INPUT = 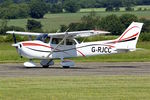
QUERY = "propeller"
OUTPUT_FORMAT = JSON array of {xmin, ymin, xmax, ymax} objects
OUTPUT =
[
  {"xmin": 12, "ymin": 31, "xmax": 17, "ymax": 44},
  {"xmin": 11, "ymin": 31, "xmax": 22, "ymax": 58}
]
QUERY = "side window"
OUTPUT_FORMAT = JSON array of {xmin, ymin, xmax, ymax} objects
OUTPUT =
[
  {"xmin": 66, "ymin": 39, "xmax": 76, "ymax": 45},
  {"xmin": 52, "ymin": 38, "xmax": 64, "ymax": 45},
  {"xmin": 52, "ymin": 38, "xmax": 59, "ymax": 44}
]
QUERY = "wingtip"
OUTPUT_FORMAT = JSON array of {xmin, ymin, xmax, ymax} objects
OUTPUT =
[{"xmin": 94, "ymin": 30, "xmax": 111, "ymax": 34}]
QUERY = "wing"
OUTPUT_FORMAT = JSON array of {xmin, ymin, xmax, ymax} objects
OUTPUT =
[
  {"xmin": 7, "ymin": 30, "xmax": 110, "ymax": 37},
  {"xmin": 6, "ymin": 31, "xmax": 44, "ymax": 36},
  {"xmin": 48, "ymin": 30, "xmax": 110, "ymax": 38}
]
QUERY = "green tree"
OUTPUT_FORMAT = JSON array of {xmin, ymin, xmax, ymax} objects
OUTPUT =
[
  {"xmin": 125, "ymin": 6, "xmax": 134, "ymax": 11},
  {"xmin": 29, "ymin": 0, "xmax": 48, "ymax": 18},
  {"xmin": 64, "ymin": 0, "xmax": 80, "ymax": 13},
  {"xmin": 18, "ymin": 3, "xmax": 30, "ymax": 18},
  {"xmin": 114, "ymin": 7, "xmax": 120, "ymax": 11},
  {"xmin": 27, "ymin": 19, "xmax": 43, "ymax": 32},
  {"xmin": 0, "ymin": 0, "xmax": 13, "ymax": 7},
  {"xmin": 50, "ymin": 3, "xmax": 63, "ymax": 13},
  {"xmin": 68, "ymin": 23, "xmax": 82, "ymax": 31},
  {"xmin": 81, "ymin": 11, "xmax": 100, "ymax": 30},
  {"xmin": 139, "ymin": 18, "xmax": 150, "ymax": 33},
  {"xmin": 0, "ymin": 3, "xmax": 29, "ymax": 19},
  {"xmin": 79, "ymin": 0, "xmax": 96, "ymax": 8},
  {"xmin": 60, "ymin": 12, "xmax": 101, "ymax": 31},
  {"xmin": 60, "ymin": 25, "xmax": 68, "ymax": 32},
  {"xmin": 106, "ymin": 5, "xmax": 114, "ymax": 11},
  {"xmin": 99, "ymin": 14, "xmax": 124, "ymax": 35},
  {"xmin": 0, "ymin": 19, "xmax": 8, "ymax": 34},
  {"xmin": 120, "ymin": 14, "xmax": 138, "ymax": 28}
]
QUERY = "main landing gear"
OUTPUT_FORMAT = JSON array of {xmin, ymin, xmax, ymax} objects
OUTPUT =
[
  {"xmin": 60, "ymin": 60, "xmax": 75, "ymax": 68},
  {"xmin": 24, "ymin": 59, "xmax": 75, "ymax": 68},
  {"xmin": 40, "ymin": 59, "xmax": 54, "ymax": 68}
]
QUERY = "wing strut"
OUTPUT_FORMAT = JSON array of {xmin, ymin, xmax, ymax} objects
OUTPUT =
[{"xmin": 46, "ymin": 32, "xmax": 69, "ymax": 58}]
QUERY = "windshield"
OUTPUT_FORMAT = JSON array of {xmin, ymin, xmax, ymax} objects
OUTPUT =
[{"xmin": 36, "ymin": 34, "xmax": 49, "ymax": 43}]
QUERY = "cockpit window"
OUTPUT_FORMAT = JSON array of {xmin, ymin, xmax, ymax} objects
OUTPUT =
[
  {"xmin": 52, "ymin": 38, "xmax": 64, "ymax": 45},
  {"xmin": 44, "ymin": 37, "xmax": 50, "ymax": 43}
]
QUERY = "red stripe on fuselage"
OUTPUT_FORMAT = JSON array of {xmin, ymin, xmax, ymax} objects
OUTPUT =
[
  {"xmin": 119, "ymin": 26, "xmax": 139, "ymax": 41},
  {"xmin": 77, "ymin": 50, "xmax": 85, "ymax": 57},
  {"xmin": 22, "ymin": 43, "xmax": 51, "ymax": 48}
]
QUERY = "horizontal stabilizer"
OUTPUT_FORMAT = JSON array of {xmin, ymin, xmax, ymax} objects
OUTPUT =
[{"xmin": 115, "ymin": 49, "xmax": 133, "ymax": 53}]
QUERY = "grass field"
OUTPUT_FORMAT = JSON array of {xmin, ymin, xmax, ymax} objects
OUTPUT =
[
  {"xmin": 0, "ymin": 76, "xmax": 150, "ymax": 100},
  {"xmin": 0, "ymin": 41, "xmax": 150, "ymax": 63},
  {"xmin": 2, "ymin": 10, "xmax": 149, "ymax": 32},
  {"xmin": 80, "ymin": 5, "xmax": 150, "ymax": 12}
]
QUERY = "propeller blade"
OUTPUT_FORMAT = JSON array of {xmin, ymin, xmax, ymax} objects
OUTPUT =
[{"xmin": 12, "ymin": 33, "xmax": 17, "ymax": 43}]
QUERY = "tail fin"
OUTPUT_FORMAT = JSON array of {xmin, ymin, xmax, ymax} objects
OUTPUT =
[{"xmin": 116, "ymin": 22, "xmax": 143, "ymax": 50}]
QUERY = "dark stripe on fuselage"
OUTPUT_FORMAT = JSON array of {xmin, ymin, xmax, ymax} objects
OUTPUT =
[
  {"xmin": 108, "ymin": 37, "xmax": 136, "ymax": 44},
  {"xmin": 27, "ymin": 47, "xmax": 50, "ymax": 52},
  {"xmin": 118, "ymin": 37, "xmax": 136, "ymax": 43},
  {"xmin": 26, "ymin": 43, "xmax": 114, "ymax": 53}
]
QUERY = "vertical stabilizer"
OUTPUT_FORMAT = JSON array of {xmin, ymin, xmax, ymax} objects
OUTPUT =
[{"xmin": 116, "ymin": 22, "xmax": 143, "ymax": 49}]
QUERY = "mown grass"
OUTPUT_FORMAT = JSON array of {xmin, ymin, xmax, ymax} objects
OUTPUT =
[
  {"xmin": 1, "ymin": 10, "xmax": 149, "ymax": 32},
  {"xmin": 0, "ymin": 76, "xmax": 150, "ymax": 100},
  {"xmin": 0, "ymin": 41, "xmax": 150, "ymax": 63}
]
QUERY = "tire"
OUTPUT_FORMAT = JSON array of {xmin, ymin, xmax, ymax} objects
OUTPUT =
[
  {"xmin": 63, "ymin": 66, "xmax": 70, "ymax": 68},
  {"xmin": 42, "ymin": 65, "xmax": 49, "ymax": 68}
]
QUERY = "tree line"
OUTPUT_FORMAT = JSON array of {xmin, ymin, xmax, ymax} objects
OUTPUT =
[
  {"xmin": 0, "ymin": 13, "xmax": 149, "ymax": 35},
  {"xmin": 0, "ymin": 0, "xmax": 149, "ymax": 7},
  {"xmin": 0, "ymin": 13, "xmax": 150, "ymax": 41},
  {"xmin": 0, "ymin": 0, "xmax": 81, "ymax": 19},
  {"xmin": 0, "ymin": 0, "xmax": 149, "ymax": 19},
  {"xmin": 60, "ymin": 12, "xmax": 150, "ymax": 37}
]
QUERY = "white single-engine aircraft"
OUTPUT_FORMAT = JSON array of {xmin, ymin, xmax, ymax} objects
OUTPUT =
[{"xmin": 7, "ymin": 22, "xmax": 143, "ymax": 68}]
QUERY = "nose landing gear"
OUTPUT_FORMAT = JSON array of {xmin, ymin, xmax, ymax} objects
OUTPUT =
[{"xmin": 24, "ymin": 59, "xmax": 36, "ymax": 67}]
